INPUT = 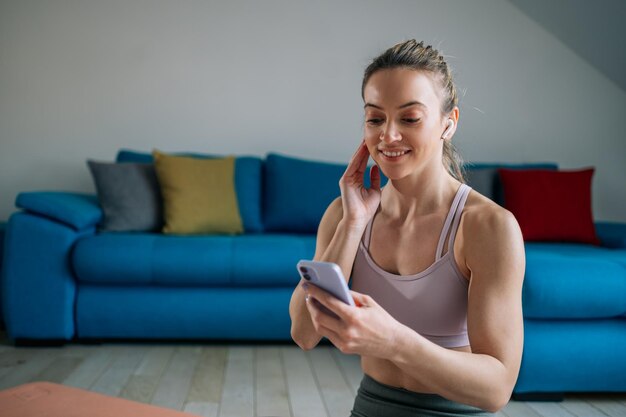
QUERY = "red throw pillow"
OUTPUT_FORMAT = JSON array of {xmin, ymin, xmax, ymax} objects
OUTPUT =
[{"xmin": 497, "ymin": 167, "xmax": 601, "ymax": 245}]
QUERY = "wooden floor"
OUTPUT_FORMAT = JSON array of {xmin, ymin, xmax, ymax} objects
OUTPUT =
[{"xmin": 1, "ymin": 336, "xmax": 626, "ymax": 417}]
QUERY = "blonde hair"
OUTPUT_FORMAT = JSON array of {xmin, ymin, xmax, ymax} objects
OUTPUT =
[{"xmin": 362, "ymin": 39, "xmax": 467, "ymax": 183}]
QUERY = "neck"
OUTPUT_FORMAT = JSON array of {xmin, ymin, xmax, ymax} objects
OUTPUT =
[{"xmin": 380, "ymin": 159, "xmax": 461, "ymax": 221}]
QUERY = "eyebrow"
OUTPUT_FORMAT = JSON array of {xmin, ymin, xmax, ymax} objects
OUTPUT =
[{"xmin": 363, "ymin": 100, "xmax": 427, "ymax": 110}]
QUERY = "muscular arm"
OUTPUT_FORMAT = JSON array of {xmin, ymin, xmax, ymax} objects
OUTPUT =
[
  {"xmin": 290, "ymin": 140, "xmax": 381, "ymax": 351},
  {"xmin": 289, "ymin": 197, "xmax": 367, "ymax": 350},
  {"xmin": 388, "ymin": 209, "xmax": 525, "ymax": 412}
]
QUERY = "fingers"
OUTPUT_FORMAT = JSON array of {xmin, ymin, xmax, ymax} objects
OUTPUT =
[
  {"xmin": 349, "ymin": 139, "xmax": 366, "ymax": 160},
  {"xmin": 344, "ymin": 144, "xmax": 366, "ymax": 178},
  {"xmin": 369, "ymin": 164, "xmax": 381, "ymax": 190},
  {"xmin": 308, "ymin": 296, "xmax": 342, "ymax": 323},
  {"xmin": 355, "ymin": 146, "xmax": 370, "ymax": 176},
  {"xmin": 346, "ymin": 140, "xmax": 366, "ymax": 167},
  {"xmin": 344, "ymin": 141, "xmax": 369, "ymax": 178},
  {"xmin": 305, "ymin": 284, "xmax": 353, "ymax": 321},
  {"xmin": 349, "ymin": 290, "xmax": 374, "ymax": 308},
  {"xmin": 316, "ymin": 323, "xmax": 343, "ymax": 348},
  {"xmin": 305, "ymin": 292, "xmax": 344, "ymax": 338}
]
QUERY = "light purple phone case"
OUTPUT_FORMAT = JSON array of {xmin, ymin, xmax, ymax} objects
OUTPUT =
[{"xmin": 297, "ymin": 260, "xmax": 356, "ymax": 307}]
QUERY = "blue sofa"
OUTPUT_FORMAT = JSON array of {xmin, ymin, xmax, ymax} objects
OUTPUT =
[
  {"xmin": 0, "ymin": 221, "xmax": 6, "ymax": 326},
  {"xmin": 2, "ymin": 149, "xmax": 625, "ymax": 397}
]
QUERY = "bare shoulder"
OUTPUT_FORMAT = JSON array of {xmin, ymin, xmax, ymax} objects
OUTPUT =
[
  {"xmin": 460, "ymin": 189, "xmax": 525, "ymax": 275},
  {"xmin": 462, "ymin": 189, "xmax": 522, "ymax": 244}
]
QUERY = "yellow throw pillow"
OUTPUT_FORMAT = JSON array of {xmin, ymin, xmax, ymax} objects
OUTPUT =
[{"xmin": 152, "ymin": 149, "xmax": 244, "ymax": 235}]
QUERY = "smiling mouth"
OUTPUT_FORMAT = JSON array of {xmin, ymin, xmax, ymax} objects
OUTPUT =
[{"xmin": 378, "ymin": 149, "xmax": 411, "ymax": 160}]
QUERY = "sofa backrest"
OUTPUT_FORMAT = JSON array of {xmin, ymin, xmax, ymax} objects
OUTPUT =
[
  {"xmin": 464, "ymin": 162, "xmax": 559, "ymax": 206},
  {"xmin": 263, "ymin": 153, "xmax": 389, "ymax": 233},
  {"xmin": 115, "ymin": 148, "xmax": 558, "ymax": 235},
  {"xmin": 116, "ymin": 149, "xmax": 264, "ymax": 233},
  {"xmin": 262, "ymin": 156, "xmax": 558, "ymax": 233}
]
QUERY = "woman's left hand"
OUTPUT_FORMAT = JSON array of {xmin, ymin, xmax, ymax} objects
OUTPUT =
[{"xmin": 303, "ymin": 283, "xmax": 404, "ymax": 359}]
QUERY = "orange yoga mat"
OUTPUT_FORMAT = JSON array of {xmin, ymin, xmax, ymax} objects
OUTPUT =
[{"xmin": 0, "ymin": 381, "xmax": 195, "ymax": 417}]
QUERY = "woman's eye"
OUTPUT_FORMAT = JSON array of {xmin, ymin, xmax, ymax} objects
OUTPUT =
[
  {"xmin": 366, "ymin": 118, "xmax": 383, "ymax": 125},
  {"xmin": 404, "ymin": 118, "xmax": 420, "ymax": 123}
]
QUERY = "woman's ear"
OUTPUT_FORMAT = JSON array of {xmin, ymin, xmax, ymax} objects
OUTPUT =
[
  {"xmin": 441, "ymin": 119, "xmax": 454, "ymax": 140},
  {"xmin": 441, "ymin": 107, "xmax": 459, "ymax": 140}
]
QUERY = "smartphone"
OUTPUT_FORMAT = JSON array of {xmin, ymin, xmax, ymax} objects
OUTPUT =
[{"xmin": 297, "ymin": 260, "xmax": 356, "ymax": 309}]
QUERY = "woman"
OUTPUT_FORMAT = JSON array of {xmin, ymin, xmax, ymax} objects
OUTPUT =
[{"xmin": 288, "ymin": 39, "xmax": 525, "ymax": 416}]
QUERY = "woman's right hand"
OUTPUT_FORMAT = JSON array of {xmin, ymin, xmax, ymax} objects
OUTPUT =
[{"xmin": 339, "ymin": 139, "xmax": 382, "ymax": 228}]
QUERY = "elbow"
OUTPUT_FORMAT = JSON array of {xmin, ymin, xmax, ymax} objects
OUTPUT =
[
  {"xmin": 486, "ymin": 398, "xmax": 509, "ymax": 414},
  {"xmin": 295, "ymin": 340, "xmax": 316, "ymax": 351},
  {"xmin": 482, "ymin": 385, "xmax": 513, "ymax": 413},
  {"xmin": 478, "ymin": 359, "xmax": 517, "ymax": 413},
  {"xmin": 483, "ymin": 400, "xmax": 505, "ymax": 414},
  {"xmin": 290, "ymin": 327, "xmax": 319, "ymax": 351}
]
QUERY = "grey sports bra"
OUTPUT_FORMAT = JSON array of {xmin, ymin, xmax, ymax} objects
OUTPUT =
[{"xmin": 350, "ymin": 184, "xmax": 472, "ymax": 348}]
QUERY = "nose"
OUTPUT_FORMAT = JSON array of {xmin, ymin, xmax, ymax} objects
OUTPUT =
[{"xmin": 380, "ymin": 120, "xmax": 402, "ymax": 143}]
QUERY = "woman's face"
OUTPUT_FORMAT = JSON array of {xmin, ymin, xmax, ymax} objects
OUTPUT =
[{"xmin": 362, "ymin": 68, "xmax": 449, "ymax": 180}]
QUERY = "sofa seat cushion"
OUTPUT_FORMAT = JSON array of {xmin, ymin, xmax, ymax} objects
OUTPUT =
[
  {"xmin": 72, "ymin": 233, "xmax": 316, "ymax": 287},
  {"xmin": 523, "ymin": 243, "xmax": 626, "ymax": 319}
]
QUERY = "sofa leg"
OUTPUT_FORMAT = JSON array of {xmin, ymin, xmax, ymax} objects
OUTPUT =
[{"xmin": 512, "ymin": 392, "xmax": 564, "ymax": 402}]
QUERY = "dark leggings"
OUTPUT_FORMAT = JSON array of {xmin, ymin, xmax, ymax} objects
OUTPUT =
[{"xmin": 350, "ymin": 374, "xmax": 496, "ymax": 417}]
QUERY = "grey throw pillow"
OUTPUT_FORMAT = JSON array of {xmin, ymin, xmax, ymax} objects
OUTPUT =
[{"xmin": 87, "ymin": 160, "xmax": 163, "ymax": 232}]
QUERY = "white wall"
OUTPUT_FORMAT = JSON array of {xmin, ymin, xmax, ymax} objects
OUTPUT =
[{"xmin": 1, "ymin": 0, "xmax": 624, "ymax": 222}]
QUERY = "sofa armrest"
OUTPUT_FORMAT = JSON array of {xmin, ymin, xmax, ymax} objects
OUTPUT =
[
  {"xmin": 2, "ymin": 210, "xmax": 97, "ymax": 342},
  {"xmin": 595, "ymin": 221, "xmax": 626, "ymax": 249},
  {"xmin": 15, "ymin": 191, "xmax": 102, "ymax": 231}
]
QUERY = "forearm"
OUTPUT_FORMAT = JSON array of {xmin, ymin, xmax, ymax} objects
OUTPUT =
[
  {"xmin": 289, "ymin": 279, "xmax": 322, "ymax": 349},
  {"xmin": 290, "ymin": 219, "xmax": 365, "ymax": 349},
  {"xmin": 318, "ymin": 219, "xmax": 366, "ymax": 281},
  {"xmin": 390, "ymin": 324, "xmax": 509, "ymax": 412}
]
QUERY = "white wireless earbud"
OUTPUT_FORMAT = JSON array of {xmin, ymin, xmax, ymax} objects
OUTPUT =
[{"xmin": 441, "ymin": 120, "xmax": 454, "ymax": 140}]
